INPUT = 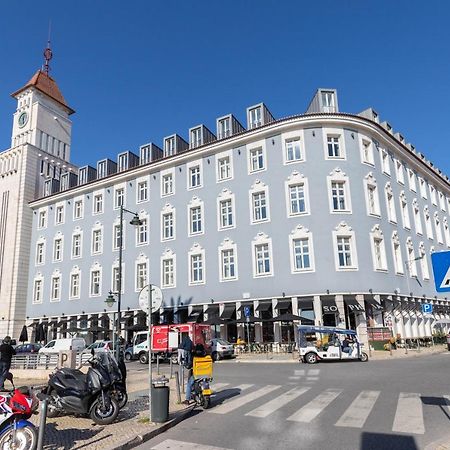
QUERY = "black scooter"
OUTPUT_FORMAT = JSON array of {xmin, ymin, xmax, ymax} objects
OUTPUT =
[{"xmin": 42, "ymin": 352, "xmax": 120, "ymax": 425}]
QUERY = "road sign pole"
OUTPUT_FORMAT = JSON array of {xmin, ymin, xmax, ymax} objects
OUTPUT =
[{"xmin": 148, "ymin": 283, "xmax": 152, "ymax": 422}]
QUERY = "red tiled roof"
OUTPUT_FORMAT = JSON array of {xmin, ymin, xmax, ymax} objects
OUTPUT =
[{"xmin": 11, "ymin": 70, "xmax": 75, "ymax": 115}]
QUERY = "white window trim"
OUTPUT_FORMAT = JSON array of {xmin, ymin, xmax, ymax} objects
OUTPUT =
[
  {"xmin": 37, "ymin": 207, "xmax": 48, "ymax": 230},
  {"xmin": 435, "ymin": 212, "xmax": 444, "ymax": 244},
  {"xmin": 90, "ymin": 263, "xmax": 102, "ymax": 297},
  {"xmin": 218, "ymin": 238, "xmax": 239, "ymax": 282},
  {"xmin": 249, "ymin": 180, "xmax": 271, "ymax": 224},
  {"xmin": 161, "ymin": 249, "xmax": 176, "ymax": 289},
  {"xmin": 32, "ymin": 274, "xmax": 44, "ymax": 305},
  {"xmin": 385, "ymin": 183, "xmax": 397, "ymax": 224},
  {"xmin": 251, "ymin": 232, "xmax": 274, "ymax": 278},
  {"xmin": 282, "ymin": 129, "xmax": 306, "ymax": 165},
  {"xmin": 54, "ymin": 202, "xmax": 66, "ymax": 225},
  {"xmin": 50, "ymin": 270, "xmax": 62, "ymax": 303},
  {"xmin": 380, "ymin": 148, "xmax": 391, "ymax": 176},
  {"xmin": 405, "ymin": 238, "xmax": 418, "ymax": 278},
  {"xmin": 327, "ymin": 168, "xmax": 352, "ymax": 214},
  {"xmin": 135, "ymin": 212, "xmax": 149, "ymax": 247},
  {"xmin": 430, "ymin": 185, "xmax": 438, "ymax": 206},
  {"xmin": 323, "ymin": 128, "xmax": 346, "ymax": 160},
  {"xmin": 419, "ymin": 177, "xmax": 427, "ymax": 199},
  {"xmin": 407, "ymin": 169, "xmax": 417, "ymax": 192},
  {"xmin": 369, "ymin": 225, "xmax": 388, "ymax": 272},
  {"xmin": 92, "ymin": 189, "xmax": 104, "ymax": 216},
  {"xmin": 161, "ymin": 203, "xmax": 176, "ymax": 242},
  {"xmin": 247, "ymin": 140, "xmax": 267, "ymax": 174},
  {"xmin": 215, "ymin": 150, "xmax": 234, "ymax": 183},
  {"xmin": 419, "ymin": 242, "xmax": 430, "ymax": 280},
  {"xmin": 135, "ymin": 254, "xmax": 149, "ymax": 292},
  {"xmin": 359, "ymin": 135, "xmax": 374, "ymax": 166},
  {"xmin": 285, "ymin": 171, "xmax": 310, "ymax": 217},
  {"xmin": 69, "ymin": 266, "xmax": 81, "ymax": 300},
  {"xmin": 73, "ymin": 196, "xmax": 84, "ymax": 221},
  {"xmin": 394, "ymin": 159, "xmax": 405, "ymax": 185},
  {"xmin": 111, "ymin": 262, "xmax": 124, "ymax": 294},
  {"xmin": 217, "ymin": 189, "xmax": 236, "ymax": 231},
  {"xmin": 399, "ymin": 192, "xmax": 411, "ymax": 230},
  {"xmin": 363, "ymin": 172, "xmax": 381, "ymax": 217},
  {"xmin": 71, "ymin": 228, "xmax": 83, "ymax": 260},
  {"xmin": 438, "ymin": 192, "xmax": 446, "ymax": 212},
  {"xmin": 52, "ymin": 233, "xmax": 64, "ymax": 263},
  {"xmin": 188, "ymin": 243, "xmax": 206, "ymax": 286},
  {"xmin": 391, "ymin": 231, "xmax": 404, "ymax": 275},
  {"xmin": 289, "ymin": 225, "xmax": 315, "ymax": 274},
  {"xmin": 91, "ymin": 223, "xmax": 103, "ymax": 255},
  {"xmin": 160, "ymin": 168, "xmax": 175, "ymax": 197},
  {"xmin": 187, "ymin": 196, "xmax": 205, "ymax": 237},
  {"xmin": 35, "ymin": 238, "xmax": 46, "ymax": 266},
  {"xmin": 444, "ymin": 218, "xmax": 450, "ymax": 248},
  {"xmin": 136, "ymin": 176, "xmax": 150, "ymax": 204},
  {"xmin": 113, "ymin": 183, "xmax": 126, "ymax": 210},
  {"xmin": 424, "ymin": 207, "xmax": 434, "ymax": 240},
  {"xmin": 186, "ymin": 159, "xmax": 204, "ymax": 191},
  {"xmin": 332, "ymin": 222, "xmax": 359, "ymax": 271},
  {"xmin": 412, "ymin": 199, "xmax": 423, "ymax": 236},
  {"xmin": 112, "ymin": 219, "xmax": 126, "ymax": 251}
]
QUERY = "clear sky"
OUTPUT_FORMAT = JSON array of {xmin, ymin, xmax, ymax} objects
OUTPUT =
[{"xmin": 0, "ymin": 1, "xmax": 449, "ymax": 176}]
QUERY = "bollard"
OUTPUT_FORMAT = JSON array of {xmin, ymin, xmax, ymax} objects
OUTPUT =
[
  {"xmin": 175, "ymin": 371, "xmax": 181, "ymax": 404},
  {"xmin": 36, "ymin": 398, "xmax": 48, "ymax": 450}
]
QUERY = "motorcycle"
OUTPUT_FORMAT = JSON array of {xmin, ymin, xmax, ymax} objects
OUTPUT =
[
  {"xmin": 192, "ymin": 376, "xmax": 212, "ymax": 410},
  {"xmin": 42, "ymin": 352, "xmax": 120, "ymax": 425},
  {"xmin": 0, "ymin": 373, "xmax": 39, "ymax": 450}
]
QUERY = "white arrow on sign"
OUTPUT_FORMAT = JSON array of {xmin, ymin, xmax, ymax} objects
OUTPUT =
[
  {"xmin": 440, "ymin": 266, "xmax": 450, "ymax": 289},
  {"xmin": 138, "ymin": 285, "xmax": 163, "ymax": 313}
]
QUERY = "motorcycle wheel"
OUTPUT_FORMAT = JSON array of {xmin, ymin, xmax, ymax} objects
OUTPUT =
[
  {"xmin": 90, "ymin": 396, "xmax": 119, "ymax": 425},
  {"xmin": 46, "ymin": 391, "xmax": 60, "ymax": 418},
  {"xmin": 202, "ymin": 395, "xmax": 211, "ymax": 410},
  {"xmin": 0, "ymin": 424, "xmax": 38, "ymax": 450},
  {"xmin": 115, "ymin": 388, "xmax": 128, "ymax": 409}
]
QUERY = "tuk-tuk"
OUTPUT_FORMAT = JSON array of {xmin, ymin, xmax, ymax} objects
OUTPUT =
[{"xmin": 298, "ymin": 325, "xmax": 369, "ymax": 364}]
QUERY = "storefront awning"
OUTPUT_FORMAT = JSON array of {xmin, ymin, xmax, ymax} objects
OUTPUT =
[
  {"xmin": 298, "ymin": 298, "xmax": 314, "ymax": 310},
  {"xmin": 256, "ymin": 302, "xmax": 272, "ymax": 312},
  {"xmin": 365, "ymin": 297, "xmax": 383, "ymax": 311},
  {"xmin": 275, "ymin": 300, "xmax": 292, "ymax": 311},
  {"xmin": 321, "ymin": 298, "xmax": 338, "ymax": 314},
  {"xmin": 204, "ymin": 304, "xmax": 219, "ymax": 315},
  {"xmin": 221, "ymin": 304, "xmax": 236, "ymax": 320},
  {"xmin": 187, "ymin": 306, "xmax": 203, "ymax": 322},
  {"xmin": 237, "ymin": 303, "xmax": 253, "ymax": 311},
  {"xmin": 344, "ymin": 297, "xmax": 365, "ymax": 313}
]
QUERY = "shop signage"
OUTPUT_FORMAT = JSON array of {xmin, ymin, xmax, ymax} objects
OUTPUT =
[
  {"xmin": 367, "ymin": 327, "xmax": 391, "ymax": 341},
  {"xmin": 431, "ymin": 251, "xmax": 450, "ymax": 292},
  {"xmin": 347, "ymin": 304, "xmax": 365, "ymax": 312},
  {"xmin": 322, "ymin": 305, "xmax": 338, "ymax": 313}
]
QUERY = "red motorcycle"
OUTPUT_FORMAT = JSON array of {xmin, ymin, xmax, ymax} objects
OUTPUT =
[{"xmin": 0, "ymin": 373, "xmax": 38, "ymax": 450}]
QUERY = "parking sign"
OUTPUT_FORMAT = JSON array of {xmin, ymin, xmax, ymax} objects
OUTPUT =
[
  {"xmin": 244, "ymin": 306, "xmax": 251, "ymax": 318},
  {"xmin": 422, "ymin": 303, "xmax": 433, "ymax": 314}
]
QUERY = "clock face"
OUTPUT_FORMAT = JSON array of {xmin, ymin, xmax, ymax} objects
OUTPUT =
[{"xmin": 18, "ymin": 111, "xmax": 28, "ymax": 128}]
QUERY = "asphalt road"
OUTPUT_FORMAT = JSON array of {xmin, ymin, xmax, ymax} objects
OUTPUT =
[{"xmin": 137, "ymin": 354, "xmax": 450, "ymax": 450}]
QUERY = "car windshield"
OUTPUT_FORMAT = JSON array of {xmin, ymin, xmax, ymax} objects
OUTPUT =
[{"xmin": 216, "ymin": 339, "xmax": 230, "ymax": 345}]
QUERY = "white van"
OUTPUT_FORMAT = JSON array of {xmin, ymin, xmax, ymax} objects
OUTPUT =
[{"xmin": 38, "ymin": 338, "xmax": 86, "ymax": 354}]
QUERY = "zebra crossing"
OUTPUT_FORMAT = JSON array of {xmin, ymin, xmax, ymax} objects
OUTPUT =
[{"xmin": 206, "ymin": 381, "xmax": 444, "ymax": 435}]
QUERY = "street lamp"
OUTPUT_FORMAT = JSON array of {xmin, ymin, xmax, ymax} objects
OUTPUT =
[{"xmin": 105, "ymin": 205, "xmax": 143, "ymax": 361}]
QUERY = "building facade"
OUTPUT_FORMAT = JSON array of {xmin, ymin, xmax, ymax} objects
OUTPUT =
[{"xmin": 22, "ymin": 87, "xmax": 450, "ymax": 347}]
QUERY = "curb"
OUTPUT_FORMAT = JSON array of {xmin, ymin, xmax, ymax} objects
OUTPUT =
[
  {"xmin": 424, "ymin": 435, "xmax": 450, "ymax": 450},
  {"xmin": 106, "ymin": 405, "xmax": 195, "ymax": 450}
]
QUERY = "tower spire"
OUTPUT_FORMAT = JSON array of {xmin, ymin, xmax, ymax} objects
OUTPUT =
[{"xmin": 43, "ymin": 21, "xmax": 52, "ymax": 75}]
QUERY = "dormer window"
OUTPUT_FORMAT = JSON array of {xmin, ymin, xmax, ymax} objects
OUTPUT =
[
  {"xmin": 164, "ymin": 137, "xmax": 176, "ymax": 157},
  {"xmin": 118, "ymin": 154, "xmax": 128, "ymax": 172},
  {"xmin": 321, "ymin": 91, "xmax": 336, "ymax": 113},
  {"xmin": 79, "ymin": 168, "xmax": 87, "ymax": 185},
  {"xmin": 97, "ymin": 161, "xmax": 107, "ymax": 179},
  {"xmin": 190, "ymin": 128, "xmax": 202, "ymax": 148},
  {"xmin": 140, "ymin": 145, "xmax": 151, "ymax": 165},
  {"xmin": 218, "ymin": 118, "xmax": 231, "ymax": 139},
  {"xmin": 249, "ymin": 107, "xmax": 262, "ymax": 129}
]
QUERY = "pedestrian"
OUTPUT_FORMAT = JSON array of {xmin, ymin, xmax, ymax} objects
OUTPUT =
[
  {"xmin": 0, "ymin": 336, "xmax": 16, "ymax": 391},
  {"xmin": 183, "ymin": 343, "xmax": 207, "ymax": 405},
  {"xmin": 178, "ymin": 334, "xmax": 193, "ymax": 366}
]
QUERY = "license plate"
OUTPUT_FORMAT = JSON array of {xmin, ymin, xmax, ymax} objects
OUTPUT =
[{"xmin": 202, "ymin": 389, "xmax": 212, "ymax": 395}]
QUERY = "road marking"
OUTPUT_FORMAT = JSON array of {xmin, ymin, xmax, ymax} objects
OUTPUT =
[
  {"xmin": 151, "ymin": 439, "xmax": 232, "ymax": 450},
  {"xmin": 307, "ymin": 369, "xmax": 320, "ymax": 376},
  {"xmin": 392, "ymin": 393, "xmax": 425, "ymax": 435},
  {"xmin": 335, "ymin": 390, "xmax": 380, "ymax": 428},
  {"xmin": 443, "ymin": 395, "xmax": 450, "ymax": 415},
  {"xmin": 289, "ymin": 376, "xmax": 301, "ymax": 380},
  {"xmin": 295, "ymin": 369, "xmax": 305, "ymax": 376},
  {"xmin": 209, "ymin": 385, "xmax": 281, "ymax": 415},
  {"xmin": 246, "ymin": 387, "xmax": 310, "ymax": 418},
  {"xmin": 306, "ymin": 377, "xmax": 318, "ymax": 381},
  {"xmin": 287, "ymin": 389, "xmax": 342, "ymax": 423},
  {"xmin": 211, "ymin": 383, "xmax": 229, "ymax": 391}
]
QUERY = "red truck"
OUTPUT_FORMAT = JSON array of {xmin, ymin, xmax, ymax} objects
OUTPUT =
[{"xmin": 125, "ymin": 323, "xmax": 211, "ymax": 364}]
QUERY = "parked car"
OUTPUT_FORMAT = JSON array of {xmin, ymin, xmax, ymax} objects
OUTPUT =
[
  {"xmin": 14, "ymin": 343, "xmax": 42, "ymax": 354},
  {"xmin": 210, "ymin": 338, "xmax": 234, "ymax": 361},
  {"xmin": 38, "ymin": 338, "xmax": 86, "ymax": 354},
  {"xmin": 82, "ymin": 340, "xmax": 113, "ymax": 355}
]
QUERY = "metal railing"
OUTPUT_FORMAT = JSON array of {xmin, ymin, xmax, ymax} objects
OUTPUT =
[{"xmin": 10, "ymin": 353, "xmax": 92, "ymax": 370}]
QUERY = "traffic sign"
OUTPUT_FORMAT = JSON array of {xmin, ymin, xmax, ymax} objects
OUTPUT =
[
  {"xmin": 431, "ymin": 251, "xmax": 450, "ymax": 292},
  {"xmin": 422, "ymin": 303, "xmax": 433, "ymax": 314},
  {"xmin": 244, "ymin": 306, "xmax": 251, "ymax": 318},
  {"xmin": 139, "ymin": 285, "xmax": 163, "ymax": 313}
]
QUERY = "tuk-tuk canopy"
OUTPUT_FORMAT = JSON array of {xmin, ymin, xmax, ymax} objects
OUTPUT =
[{"xmin": 297, "ymin": 325, "xmax": 357, "ymax": 335}]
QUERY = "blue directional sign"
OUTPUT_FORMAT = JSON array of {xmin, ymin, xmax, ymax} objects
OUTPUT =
[
  {"xmin": 431, "ymin": 251, "xmax": 450, "ymax": 293},
  {"xmin": 422, "ymin": 303, "xmax": 433, "ymax": 314},
  {"xmin": 244, "ymin": 306, "xmax": 251, "ymax": 318}
]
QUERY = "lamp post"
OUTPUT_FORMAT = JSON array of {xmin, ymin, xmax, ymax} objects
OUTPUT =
[{"xmin": 105, "ymin": 206, "xmax": 143, "ymax": 361}]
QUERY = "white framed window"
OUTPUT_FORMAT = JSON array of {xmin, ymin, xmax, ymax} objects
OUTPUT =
[
  {"xmin": 327, "ymin": 168, "xmax": 352, "ymax": 213},
  {"xmin": 136, "ymin": 178, "xmax": 149, "ymax": 203},
  {"xmin": 135, "ymin": 256, "xmax": 148, "ymax": 291},
  {"xmin": 405, "ymin": 238, "xmax": 418, "ymax": 278},
  {"xmin": 33, "ymin": 276, "xmax": 43, "ymax": 304},
  {"xmin": 391, "ymin": 231, "xmax": 404, "ymax": 274},
  {"xmin": 217, "ymin": 117, "xmax": 231, "ymax": 139},
  {"xmin": 71, "ymin": 231, "xmax": 82, "ymax": 259},
  {"xmin": 249, "ymin": 106, "xmax": 262, "ymax": 129},
  {"xmin": 91, "ymin": 224, "xmax": 103, "ymax": 255},
  {"xmin": 364, "ymin": 173, "xmax": 381, "ymax": 217},
  {"xmin": 161, "ymin": 169, "xmax": 175, "ymax": 197},
  {"xmin": 438, "ymin": 191, "xmax": 446, "ymax": 212},
  {"xmin": 419, "ymin": 177, "xmax": 427, "ymax": 199},
  {"xmin": 36, "ymin": 240, "xmax": 45, "ymax": 265},
  {"xmin": 93, "ymin": 191, "xmax": 104, "ymax": 215},
  {"xmin": 90, "ymin": 264, "xmax": 102, "ymax": 297},
  {"xmin": 51, "ymin": 272, "xmax": 61, "ymax": 302},
  {"xmin": 252, "ymin": 232, "xmax": 273, "ymax": 277},
  {"xmin": 217, "ymin": 189, "xmax": 235, "ymax": 230},
  {"xmin": 419, "ymin": 243, "xmax": 430, "ymax": 280},
  {"xmin": 430, "ymin": 185, "xmax": 437, "ymax": 206},
  {"xmin": 69, "ymin": 269, "xmax": 80, "ymax": 299},
  {"xmin": 285, "ymin": 172, "xmax": 309, "ymax": 217},
  {"xmin": 188, "ymin": 197, "xmax": 204, "ymax": 236},
  {"xmin": 73, "ymin": 198, "xmax": 84, "ymax": 220},
  {"xmin": 218, "ymin": 238, "xmax": 238, "ymax": 282},
  {"xmin": 161, "ymin": 204, "xmax": 175, "ymax": 241},
  {"xmin": 370, "ymin": 225, "xmax": 388, "ymax": 271},
  {"xmin": 380, "ymin": 149, "xmax": 391, "ymax": 176},
  {"xmin": 164, "ymin": 136, "xmax": 175, "ymax": 157},
  {"xmin": 395, "ymin": 160, "xmax": 405, "ymax": 185},
  {"xmin": 385, "ymin": 183, "xmax": 397, "ymax": 223},
  {"xmin": 187, "ymin": 161, "xmax": 203, "ymax": 190},
  {"xmin": 412, "ymin": 200, "xmax": 423, "ymax": 235},
  {"xmin": 283, "ymin": 130, "xmax": 305, "ymax": 164},
  {"xmin": 111, "ymin": 263, "xmax": 124, "ymax": 294},
  {"xmin": 332, "ymin": 222, "xmax": 358, "ymax": 271},
  {"xmin": 435, "ymin": 213, "xmax": 444, "ymax": 244},
  {"xmin": 323, "ymin": 129, "xmax": 345, "ymax": 160},
  {"xmin": 114, "ymin": 186, "xmax": 125, "ymax": 209},
  {"xmin": 161, "ymin": 249, "xmax": 176, "ymax": 288},
  {"xmin": 216, "ymin": 151, "xmax": 233, "ymax": 182},
  {"xmin": 55, "ymin": 203, "xmax": 65, "ymax": 225},
  {"xmin": 289, "ymin": 225, "xmax": 314, "ymax": 273},
  {"xmin": 424, "ymin": 207, "xmax": 434, "ymax": 240},
  {"xmin": 136, "ymin": 216, "xmax": 148, "ymax": 246},
  {"xmin": 189, "ymin": 243, "xmax": 205, "ymax": 285},
  {"xmin": 38, "ymin": 208, "xmax": 47, "ymax": 229},
  {"xmin": 53, "ymin": 235, "xmax": 63, "ymax": 262},
  {"xmin": 399, "ymin": 192, "xmax": 411, "ymax": 229},
  {"xmin": 360, "ymin": 136, "xmax": 374, "ymax": 165},
  {"xmin": 407, "ymin": 169, "xmax": 417, "ymax": 192},
  {"xmin": 249, "ymin": 180, "xmax": 270, "ymax": 223},
  {"xmin": 113, "ymin": 221, "xmax": 124, "ymax": 251},
  {"xmin": 247, "ymin": 140, "xmax": 266, "ymax": 174},
  {"xmin": 444, "ymin": 218, "xmax": 450, "ymax": 247}
]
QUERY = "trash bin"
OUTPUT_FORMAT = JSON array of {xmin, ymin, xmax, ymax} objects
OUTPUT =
[
  {"xmin": 446, "ymin": 334, "xmax": 450, "ymax": 351},
  {"xmin": 151, "ymin": 376, "xmax": 169, "ymax": 423}
]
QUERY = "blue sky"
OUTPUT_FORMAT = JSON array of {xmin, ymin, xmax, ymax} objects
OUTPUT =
[{"xmin": 0, "ymin": 1, "xmax": 449, "ymax": 176}]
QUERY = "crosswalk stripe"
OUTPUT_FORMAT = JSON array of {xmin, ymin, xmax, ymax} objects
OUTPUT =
[
  {"xmin": 211, "ymin": 383, "xmax": 229, "ymax": 391},
  {"xmin": 209, "ymin": 385, "xmax": 281, "ymax": 415},
  {"xmin": 246, "ymin": 387, "xmax": 310, "ymax": 418},
  {"xmin": 295, "ymin": 369, "xmax": 305, "ymax": 376},
  {"xmin": 287, "ymin": 389, "xmax": 342, "ymax": 423},
  {"xmin": 151, "ymin": 439, "xmax": 232, "ymax": 450},
  {"xmin": 392, "ymin": 393, "xmax": 425, "ymax": 435},
  {"xmin": 443, "ymin": 395, "xmax": 450, "ymax": 416},
  {"xmin": 335, "ymin": 390, "xmax": 380, "ymax": 428},
  {"xmin": 308, "ymin": 369, "xmax": 320, "ymax": 376}
]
